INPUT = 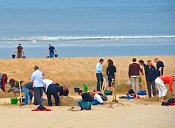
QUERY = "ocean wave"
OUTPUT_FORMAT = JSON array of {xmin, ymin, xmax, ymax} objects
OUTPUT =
[{"xmin": 0, "ymin": 35, "xmax": 175, "ymax": 41}]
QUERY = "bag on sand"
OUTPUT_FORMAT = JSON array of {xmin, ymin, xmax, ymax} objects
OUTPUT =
[
  {"xmin": 104, "ymin": 89, "xmax": 112, "ymax": 95},
  {"xmin": 78, "ymin": 101, "xmax": 91, "ymax": 110}
]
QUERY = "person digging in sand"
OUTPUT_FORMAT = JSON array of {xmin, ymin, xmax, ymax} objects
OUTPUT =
[{"xmin": 155, "ymin": 75, "xmax": 175, "ymax": 102}]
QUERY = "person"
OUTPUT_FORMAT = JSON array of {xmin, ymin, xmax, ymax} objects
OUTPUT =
[
  {"xmin": 48, "ymin": 44, "xmax": 57, "ymax": 58},
  {"xmin": 155, "ymin": 75, "xmax": 175, "ymax": 102},
  {"xmin": 154, "ymin": 58, "xmax": 164, "ymax": 76},
  {"xmin": 102, "ymin": 59, "xmax": 111, "ymax": 91},
  {"xmin": 138, "ymin": 60, "xmax": 147, "ymax": 69},
  {"xmin": 58, "ymin": 86, "xmax": 69, "ymax": 96},
  {"xmin": 43, "ymin": 79, "xmax": 55, "ymax": 92},
  {"xmin": 16, "ymin": 44, "xmax": 24, "ymax": 58},
  {"xmin": 145, "ymin": 60, "xmax": 157, "ymax": 98},
  {"xmin": 78, "ymin": 90, "xmax": 103, "ymax": 105},
  {"xmin": 31, "ymin": 66, "xmax": 44, "ymax": 106},
  {"xmin": 128, "ymin": 58, "xmax": 143, "ymax": 93},
  {"xmin": 88, "ymin": 91, "xmax": 104, "ymax": 104},
  {"xmin": 78, "ymin": 90, "xmax": 94, "ymax": 102},
  {"xmin": 46, "ymin": 83, "xmax": 60, "ymax": 106},
  {"xmin": 96, "ymin": 59, "xmax": 104, "ymax": 91},
  {"xmin": 106, "ymin": 60, "xmax": 116, "ymax": 90},
  {"xmin": 21, "ymin": 82, "xmax": 34, "ymax": 105}
]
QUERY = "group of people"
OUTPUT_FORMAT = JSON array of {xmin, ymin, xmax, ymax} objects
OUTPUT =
[
  {"xmin": 19, "ymin": 66, "xmax": 69, "ymax": 106},
  {"xmin": 15, "ymin": 44, "xmax": 57, "ymax": 58},
  {"xmin": 96, "ymin": 58, "xmax": 175, "ymax": 102},
  {"xmin": 96, "ymin": 59, "xmax": 117, "ymax": 91}
]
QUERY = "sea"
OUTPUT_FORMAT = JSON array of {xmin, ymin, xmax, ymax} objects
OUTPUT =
[{"xmin": 0, "ymin": 0, "xmax": 175, "ymax": 58}]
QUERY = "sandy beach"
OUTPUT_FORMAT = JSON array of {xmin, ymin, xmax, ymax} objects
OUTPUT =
[{"xmin": 0, "ymin": 56, "xmax": 175, "ymax": 128}]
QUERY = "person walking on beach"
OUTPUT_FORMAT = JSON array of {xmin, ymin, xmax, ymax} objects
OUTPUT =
[
  {"xmin": 96, "ymin": 59, "xmax": 104, "ymax": 91},
  {"xmin": 31, "ymin": 66, "xmax": 44, "ymax": 106},
  {"xmin": 154, "ymin": 58, "xmax": 164, "ymax": 76},
  {"xmin": 106, "ymin": 60, "xmax": 116, "ymax": 90},
  {"xmin": 16, "ymin": 44, "xmax": 24, "ymax": 58},
  {"xmin": 48, "ymin": 44, "xmax": 57, "ymax": 58},
  {"xmin": 145, "ymin": 60, "xmax": 157, "ymax": 98},
  {"xmin": 155, "ymin": 75, "xmax": 175, "ymax": 102},
  {"xmin": 128, "ymin": 58, "xmax": 143, "ymax": 93}
]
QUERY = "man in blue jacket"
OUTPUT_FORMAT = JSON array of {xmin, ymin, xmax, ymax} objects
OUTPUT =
[{"xmin": 145, "ymin": 60, "xmax": 157, "ymax": 98}]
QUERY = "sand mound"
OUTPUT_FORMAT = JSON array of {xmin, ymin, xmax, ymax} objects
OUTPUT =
[{"xmin": 43, "ymin": 96, "xmax": 78, "ymax": 106}]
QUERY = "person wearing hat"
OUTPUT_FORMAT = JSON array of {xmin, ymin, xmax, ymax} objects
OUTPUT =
[
  {"xmin": 16, "ymin": 44, "xmax": 24, "ymax": 58},
  {"xmin": 155, "ymin": 75, "xmax": 175, "ymax": 102}
]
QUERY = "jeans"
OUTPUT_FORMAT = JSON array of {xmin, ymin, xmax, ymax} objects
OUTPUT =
[
  {"xmin": 108, "ymin": 75, "xmax": 115, "ymax": 87},
  {"xmin": 33, "ymin": 87, "xmax": 43, "ymax": 105},
  {"xmin": 147, "ymin": 81, "xmax": 156, "ymax": 98},
  {"xmin": 22, "ymin": 86, "xmax": 33, "ymax": 105},
  {"xmin": 49, "ymin": 53, "xmax": 55, "ymax": 58},
  {"xmin": 96, "ymin": 73, "xmax": 103, "ymax": 91},
  {"xmin": 47, "ymin": 85, "xmax": 60, "ymax": 106}
]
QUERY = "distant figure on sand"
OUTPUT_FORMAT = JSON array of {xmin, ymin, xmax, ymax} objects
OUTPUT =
[
  {"xmin": 154, "ymin": 58, "xmax": 164, "ymax": 76},
  {"xmin": 128, "ymin": 58, "xmax": 143, "ymax": 93},
  {"xmin": 106, "ymin": 60, "xmax": 116, "ymax": 90},
  {"xmin": 48, "ymin": 44, "xmax": 57, "ymax": 58},
  {"xmin": 155, "ymin": 75, "xmax": 175, "ymax": 102},
  {"xmin": 16, "ymin": 44, "xmax": 24, "ymax": 58},
  {"xmin": 96, "ymin": 59, "xmax": 104, "ymax": 91},
  {"xmin": 145, "ymin": 60, "xmax": 157, "ymax": 98},
  {"xmin": 31, "ymin": 66, "xmax": 44, "ymax": 106}
]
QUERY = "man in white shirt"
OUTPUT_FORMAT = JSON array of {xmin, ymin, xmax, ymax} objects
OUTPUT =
[
  {"xmin": 43, "ymin": 79, "xmax": 55, "ymax": 92},
  {"xmin": 31, "ymin": 66, "xmax": 44, "ymax": 105},
  {"xmin": 96, "ymin": 59, "xmax": 104, "ymax": 91}
]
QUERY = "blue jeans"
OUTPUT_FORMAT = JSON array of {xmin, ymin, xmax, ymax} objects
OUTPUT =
[
  {"xmin": 50, "ymin": 53, "xmax": 55, "ymax": 58},
  {"xmin": 22, "ymin": 86, "xmax": 33, "ymax": 105},
  {"xmin": 108, "ymin": 75, "xmax": 115, "ymax": 87},
  {"xmin": 96, "ymin": 73, "xmax": 103, "ymax": 91}
]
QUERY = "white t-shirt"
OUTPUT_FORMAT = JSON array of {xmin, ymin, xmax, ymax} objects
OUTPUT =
[
  {"xmin": 94, "ymin": 93, "xmax": 103, "ymax": 104},
  {"xmin": 43, "ymin": 79, "xmax": 53, "ymax": 92}
]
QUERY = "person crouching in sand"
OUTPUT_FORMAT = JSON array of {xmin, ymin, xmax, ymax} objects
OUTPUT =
[{"xmin": 155, "ymin": 75, "xmax": 175, "ymax": 102}]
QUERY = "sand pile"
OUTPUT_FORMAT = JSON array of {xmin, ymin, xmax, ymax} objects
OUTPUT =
[{"xmin": 43, "ymin": 96, "xmax": 78, "ymax": 106}]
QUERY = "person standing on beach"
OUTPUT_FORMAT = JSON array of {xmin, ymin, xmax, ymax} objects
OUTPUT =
[
  {"xmin": 139, "ymin": 60, "xmax": 147, "ymax": 70},
  {"xmin": 154, "ymin": 58, "xmax": 164, "ymax": 76},
  {"xmin": 155, "ymin": 75, "xmax": 175, "ymax": 102},
  {"xmin": 48, "ymin": 44, "xmax": 57, "ymax": 58},
  {"xmin": 128, "ymin": 58, "xmax": 143, "ymax": 93},
  {"xmin": 106, "ymin": 60, "xmax": 116, "ymax": 90},
  {"xmin": 102, "ymin": 59, "xmax": 111, "ymax": 91},
  {"xmin": 16, "ymin": 44, "xmax": 24, "ymax": 58},
  {"xmin": 31, "ymin": 66, "xmax": 44, "ymax": 106},
  {"xmin": 145, "ymin": 60, "xmax": 157, "ymax": 98},
  {"xmin": 96, "ymin": 59, "xmax": 104, "ymax": 91}
]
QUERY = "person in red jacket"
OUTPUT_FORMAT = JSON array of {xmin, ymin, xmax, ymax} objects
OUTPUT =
[{"xmin": 155, "ymin": 75, "xmax": 175, "ymax": 102}]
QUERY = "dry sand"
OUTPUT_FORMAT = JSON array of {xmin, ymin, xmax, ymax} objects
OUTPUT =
[
  {"xmin": 0, "ymin": 97, "xmax": 175, "ymax": 128},
  {"xmin": 0, "ymin": 56, "xmax": 175, "ymax": 128}
]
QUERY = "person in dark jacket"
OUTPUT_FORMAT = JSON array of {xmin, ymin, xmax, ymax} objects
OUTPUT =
[
  {"xmin": 106, "ymin": 60, "xmax": 116, "ymax": 90},
  {"xmin": 139, "ymin": 60, "xmax": 147, "ymax": 70},
  {"xmin": 58, "ymin": 86, "xmax": 69, "ymax": 96},
  {"xmin": 78, "ymin": 90, "xmax": 94, "ymax": 102},
  {"xmin": 154, "ymin": 58, "xmax": 164, "ymax": 76},
  {"xmin": 47, "ymin": 84, "xmax": 60, "ymax": 106},
  {"xmin": 128, "ymin": 58, "xmax": 143, "ymax": 93},
  {"xmin": 145, "ymin": 60, "xmax": 157, "ymax": 98}
]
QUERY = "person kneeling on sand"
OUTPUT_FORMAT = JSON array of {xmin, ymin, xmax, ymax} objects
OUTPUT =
[
  {"xmin": 21, "ymin": 82, "xmax": 34, "ymax": 105},
  {"xmin": 78, "ymin": 90, "xmax": 103, "ymax": 105},
  {"xmin": 155, "ymin": 75, "xmax": 175, "ymax": 102}
]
